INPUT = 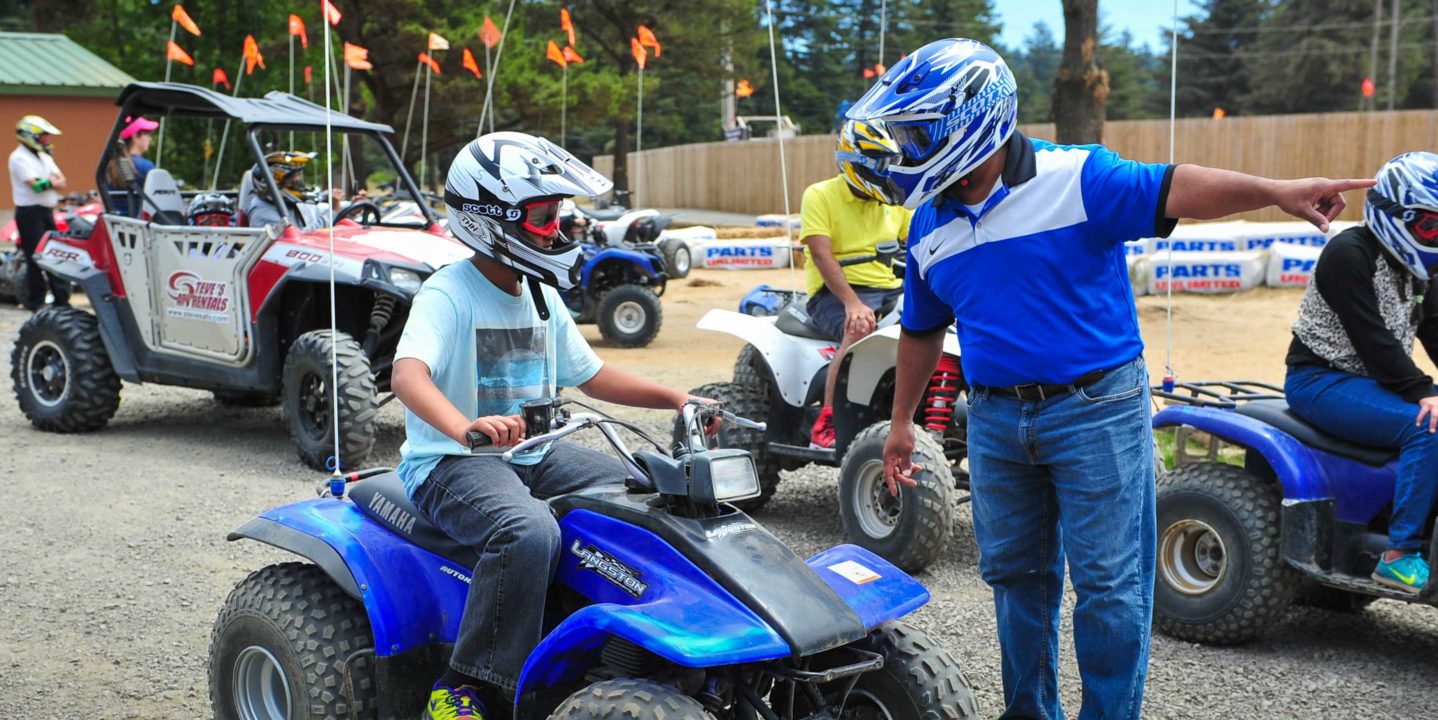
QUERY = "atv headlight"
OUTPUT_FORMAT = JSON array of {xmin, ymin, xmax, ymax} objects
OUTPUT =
[
  {"xmin": 389, "ymin": 268, "xmax": 423, "ymax": 295},
  {"xmin": 690, "ymin": 449, "xmax": 761, "ymax": 505}
]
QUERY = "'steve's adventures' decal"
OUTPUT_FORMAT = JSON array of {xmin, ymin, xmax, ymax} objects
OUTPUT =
[{"xmin": 570, "ymin": 540, "xmax": 648, "ymax": 598}]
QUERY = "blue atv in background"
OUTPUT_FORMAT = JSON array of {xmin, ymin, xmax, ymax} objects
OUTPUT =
[
  {"xmin": 209, "ymin": 398, "xmax": 979, "ymax": 719},
  {"xmin": 563, "ymin": 243, "xmax": 666, "ymax": 348},
  {"xmin": 1151, "ymin": 381, "xmax": 1438, "ymax": 645}
]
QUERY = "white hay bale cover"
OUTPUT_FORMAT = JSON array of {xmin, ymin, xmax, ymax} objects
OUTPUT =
[
  {"xmin": 1147, "ymin": 251, "xmax": 1267, "ymax": 294},
  {"xmin": 698, "ymin": 237, "xmax": 792, "ymax": 269},
  {"xmin": 755, "ymin": 213, "xmax": 801, "ymax": 231},
  {"xmin": 1266, "ymin": 242, "xmax": 1323, "ymax": 288},
  {"xmin": 659, "ymin": 225, "xmax": 716, "ymax": 252},
  {"xmin": 1127, "ymin": 254, "xmax": 1150, "ymax": 296},
  {"xmin": 1145, "ymin": 221, "xmax": 1250, "ymax": 255},
  {"xmin": 1243, "ymin": 221, "xmax": 1331, "ymax": 251}
]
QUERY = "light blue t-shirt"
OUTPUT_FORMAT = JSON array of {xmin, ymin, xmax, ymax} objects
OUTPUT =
[{"xmin": 395, "ymin": 260, "xmax": 603, "ymax": 497}]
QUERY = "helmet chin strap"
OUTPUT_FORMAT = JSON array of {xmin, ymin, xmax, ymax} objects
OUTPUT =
[{"xmin": 528, "ymin": 276, "xmax": 550, "ymax": 321}]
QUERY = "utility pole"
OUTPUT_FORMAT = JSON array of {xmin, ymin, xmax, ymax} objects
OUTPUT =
[
  {"xmin": 1368, "ymin": 0, "xmax": 1382, "ymax": 111},
  {"xmin": 1387, "ymin": 0, "xmax": 1400, "ymax": 110},
  {"xmin": 1432, "ymin": 0, "xmax": 1438, "ymax": 106}
]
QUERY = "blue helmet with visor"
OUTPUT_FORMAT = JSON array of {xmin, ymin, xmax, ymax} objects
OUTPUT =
[
  {"xmin": 1365, "ymin": 152, "xmax": 1438, "ymax": 280},
  {"xmin": 846, "ymin": 38, "xmax": 1018, "ymax": 209}
]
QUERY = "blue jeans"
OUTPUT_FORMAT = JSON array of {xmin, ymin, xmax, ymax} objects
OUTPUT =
[
  {"xmin": 1285, "ymin": 364, "xmax": 1438, "ymax": 552},
  {"xmin": 967, "ymin": 356, "xmax": 1154, "ymax": 720},
  {"xmin": 412, "ymin": 442, "xmax": 626, "ymax": 693}
]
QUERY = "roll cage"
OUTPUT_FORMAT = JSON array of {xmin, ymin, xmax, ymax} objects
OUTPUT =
[{"xmin": 99, "ymin": 81, "xmax": 437, "ymax": 229}]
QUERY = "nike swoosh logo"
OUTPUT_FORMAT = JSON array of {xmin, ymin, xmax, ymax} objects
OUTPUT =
[
  {"xmin": 928, "ymin": 241, "xmax": 940, "ymax": 255},
  {"xmin": 1390, "ymin": 568, "xmax": 1419, "ymax": 584}
]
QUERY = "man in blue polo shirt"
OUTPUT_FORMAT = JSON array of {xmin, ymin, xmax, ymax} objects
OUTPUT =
[{"xmin": 853, "ymin": 39, "xmax": 1373, "ymax": 719}]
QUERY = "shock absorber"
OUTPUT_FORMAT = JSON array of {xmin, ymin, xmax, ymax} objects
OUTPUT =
[
  {"xmin": 362, "ymin": 293, "xmax": 398, "ymax": 357},
  {"xmin": 923, "ymin": 355, "xmax": 963, "ymax": 433}
]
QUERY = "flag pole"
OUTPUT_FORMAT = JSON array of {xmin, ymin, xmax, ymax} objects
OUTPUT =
[
  {"xmin": 342, "ymin": 63, "xmax": 352, "ymax": 193},
  {"xmin": 157, "ymin": 20, "xmax": 177, "ymax": 166},
  {"xmin": 211, "ymin": 58, "xmax": 246, "ymax": 190},
  {"xmin": 289, "ymin": 33, "xmax": 296, "ymax": 149},
  {"xmin": 635, "ymin": 66, "xmax": 643, "ymax": 208},
  {"xmin": 420, "ymin": 63, "xmax": 432, "ymax": 191},
  {"xmin": 401, "ymin": 60, "xmax": 423, "ymax": 161},
  {"xmin": 483, "ymin": 45, "xmax": 493, "ymax": 134},
  {"xmin": 561, "ymin": 64, "xmax": 568, "ymax": 146}
]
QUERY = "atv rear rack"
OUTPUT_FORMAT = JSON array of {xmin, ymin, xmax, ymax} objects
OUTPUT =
[{"xmin": 1151, "ymin": 380, "xmax": 1285, "ymax": 409}]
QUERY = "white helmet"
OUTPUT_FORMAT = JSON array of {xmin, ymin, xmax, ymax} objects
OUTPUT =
[
  {"xmin": 445, "ymin": 132, "xmax": 613, "ymax": 290},
  {"xmin": 1365, "ymin": 152, "xmax": 1438, "ymax": 280}
]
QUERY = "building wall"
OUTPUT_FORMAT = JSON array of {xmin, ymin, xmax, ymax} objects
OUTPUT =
[{"xmin": 0, "ymin": 93, "xmax": 119, "ymax": 210}]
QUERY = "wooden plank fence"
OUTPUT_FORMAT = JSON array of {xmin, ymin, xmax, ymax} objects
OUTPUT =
[{"xmin": 594, "ymin": 110, "xmax": 1438, "ymax": 222}]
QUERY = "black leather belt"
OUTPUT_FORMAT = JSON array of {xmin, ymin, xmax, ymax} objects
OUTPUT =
[{"xmin": 975, "ymin": 368, "xmax": 1108, "ymax": 402}]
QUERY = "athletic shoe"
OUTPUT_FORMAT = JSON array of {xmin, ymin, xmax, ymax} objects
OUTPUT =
[
  {"xmin": 424, "ymin": 684, "xmax": 486, "ymax": 720},
  {"xmin": 810, "ymin": 405, "xmax": 836, "ymax": 449},
  {"xmin": 1372, "ymin": 552, "xmax": 1429, "ymax": 594}
]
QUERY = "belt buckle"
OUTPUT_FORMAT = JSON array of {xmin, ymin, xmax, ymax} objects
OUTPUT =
[{"xmin": 1015, "ymin": 383, "xmax": 1045, "ymax": 401}]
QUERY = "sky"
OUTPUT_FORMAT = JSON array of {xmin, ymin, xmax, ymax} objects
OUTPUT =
[{"xmin": 995, "ymin": 0, "xmax": 1201, "ymax": 51}]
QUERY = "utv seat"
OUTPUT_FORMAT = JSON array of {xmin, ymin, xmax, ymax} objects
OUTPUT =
[
  {"xmin": 1234, "ymin": 399, "xmax": 1398, "ymax": 467},
  {"xmin": 142, "ymin": 169, "xmax": 187, "ymax": 226}
]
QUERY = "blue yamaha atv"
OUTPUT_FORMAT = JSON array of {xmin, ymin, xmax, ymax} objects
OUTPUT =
[
  {"xmin": 1151, "ymin": 381, "xmax": 1438, "ymax": 646},
  {"xmin": 209, "ymin": 398, "xmax": 979, "ymax": 719},
  {"xmin": 563, "ymin": 242, "xmax": 666, "ymax": 348}
]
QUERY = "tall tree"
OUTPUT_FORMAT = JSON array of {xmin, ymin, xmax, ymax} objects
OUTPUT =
[
  {"xmin": 1010, "ymin": 21, "xmax": 1061, "ymax": 123},
  {"xmin": 1053, "ymin": 0, "xmax": 1107, "ymax": 143},
  {"xmin": 1166, "ymin": 0, "xmax": 1267, "ymax": 117},
  {"xmin": 1242, "ymin": 0, "xmax": 1378, "ymax": 114}
]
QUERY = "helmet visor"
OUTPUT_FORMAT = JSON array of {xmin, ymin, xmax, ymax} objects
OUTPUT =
[
  {"xmin": 521, "ymin": 198, "xmax": 562, "ymax": 237},
  {"xmin": 1410, "ymin": 211, "xmax": 1438, "ymax": 244},
  {"xmin": 889, "ymin": 119, "xmax": 943, "ymax": 163}
]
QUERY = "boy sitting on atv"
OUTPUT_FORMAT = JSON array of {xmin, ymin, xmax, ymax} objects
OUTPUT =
[
  {"xmin": 391, "ymin": 132, "xmax": 714, "ymax": 719},
  {"xmin": 803, "ymin": 119, "xmax": 911, "ymax": 448}
]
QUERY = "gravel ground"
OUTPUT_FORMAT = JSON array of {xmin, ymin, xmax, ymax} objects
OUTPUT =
[{"xmin": 3, "ymin": 301, "xmax": 1438, "ymax": 719}]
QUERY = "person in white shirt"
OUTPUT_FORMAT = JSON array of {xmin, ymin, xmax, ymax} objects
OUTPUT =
[{"xmin": 7, "ymin": 115, "xmax": 69, "ymax": 310}]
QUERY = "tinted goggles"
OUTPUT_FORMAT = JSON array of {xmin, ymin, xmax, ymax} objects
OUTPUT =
[{"xmin": 521, "ymin": 198, "xmax": 562, "ymax": 236}]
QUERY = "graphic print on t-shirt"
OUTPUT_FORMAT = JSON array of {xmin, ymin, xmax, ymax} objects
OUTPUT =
[{"xmin": 475, "ymin": 324, "xmax": 552, "ymax": 414}]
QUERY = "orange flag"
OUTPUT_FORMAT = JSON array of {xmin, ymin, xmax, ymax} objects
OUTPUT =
[
  {"xmin": 418, "ymin": 52, "xmax": 441, "ymax": 74},
  {"xmin": 545, "ymin": 40, "xmax": 567, "ymax": 68},
  {"xmin": 480, "ymin": 16, "xmax": 502, "ymax": 49},
  {"xmin": 289, "ymin": 14, "xmax": 308, "ymax": 49},
  {"xmin": 636, "ymin": 24, "xmax": 660, "ymax": 57},
  {"xmin": 212, "ymin": 67, "xmax": 231, "ymax": 89},
  {"xmin": 167, "ymin": 40, "xmax": 195, "ymax": 66},
  {"xmin": 242, "ymin": 34, "xmax": 265, "ymax": 74},
  {"xmin": 560, "ymin": 8, "xmax": 575, "ymax": 47},
  {"xmin": 562, "ymin": 46, "xmax": 584, "ymax": 64},
  {"xmin": 736, "ymin": 78, "xmax": 753, "ymax": 97},
  {"xmin": 305, "ymin": 65, "xmax": 313, "ymax": 84},
  {"xmin": 172, "ymin": 4, "xmax": 201, "ymax": 36},
  {"xmin": 874, "ymin": 63, "xmax": 886, "ymax": 75},
  {"xmin": 631, "ymin": 37, "xmax": 646, "ymax": 70},
  {"xmin": 863, "ymin": 67, "xmax": 875, "ymax": 79},
  {"xmin": 462, "ymin": 48, "xmax": 482, "ymax": 78},
  {"xmin": 344, "ymin": 42, "xmax": 372, "ymax": 71},
  {"xmin": 322, "ymin": 0, "xmax": 342, "ymax": 26}
]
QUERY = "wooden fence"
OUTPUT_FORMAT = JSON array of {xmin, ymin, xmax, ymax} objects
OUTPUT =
[{"xmin": 594, "ymin": 109, "xmax": 1438, "ymax": 222}]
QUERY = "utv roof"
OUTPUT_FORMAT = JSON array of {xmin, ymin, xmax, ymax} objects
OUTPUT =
[{"xmin": 115, "ymin": 81, "xmax": 393, "ymax": 134}]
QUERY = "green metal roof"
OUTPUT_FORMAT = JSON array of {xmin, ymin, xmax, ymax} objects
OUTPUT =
[{"xmin": 0, "ymin": 32, "xmax": 135, "ymax": 98}]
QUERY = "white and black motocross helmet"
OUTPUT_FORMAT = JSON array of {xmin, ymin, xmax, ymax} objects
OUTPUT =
[{"xmin": 445, "ymin": 132, "xmax": 613, "ymax": 290}]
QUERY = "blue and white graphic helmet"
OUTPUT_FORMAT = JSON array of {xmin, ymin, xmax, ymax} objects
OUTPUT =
[
  {"xmin": 846, "ymin": 38, "xmax": 1018, "ymax": 209},
  {"xmin": 1365, "ymin": 152, "xmax": 1438, "ymax": 280}
]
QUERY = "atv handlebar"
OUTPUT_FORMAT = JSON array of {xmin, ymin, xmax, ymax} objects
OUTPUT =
[{"xmin": 465, "ymin": 431, "xmax": 493, "ymax": 449}]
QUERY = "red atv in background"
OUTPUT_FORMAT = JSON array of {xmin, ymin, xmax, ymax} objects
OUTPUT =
[
  {"xmin": 0, "ymin": 192, "xmax": 103, "ymax": 304},
  {"xmin": 10, "ymin": 82, "xmax": 472, "ymax": 470}
]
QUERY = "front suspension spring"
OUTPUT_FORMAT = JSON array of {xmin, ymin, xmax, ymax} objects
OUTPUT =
[{"xmin": 923, "ymin": 355, "xmax": 963, "ymax": 432}]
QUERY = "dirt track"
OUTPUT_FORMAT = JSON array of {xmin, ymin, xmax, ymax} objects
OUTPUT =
[{"xmin": 3, "ymin": 268, "xmax": 1438, "ymax": 718}]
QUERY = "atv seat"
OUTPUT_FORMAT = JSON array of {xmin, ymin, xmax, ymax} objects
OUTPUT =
[
  {"xmin": 348, "ymin": 471, "xmax": 480, "ymax": 569},
  {"xmin": 1234, "ymin": 400, "xmax": 1398, "ymax": 467},
  {"xmin": 775, "ymin": 302, "xmax": 833, "ymax": 341},
  {"xmin": 586, "ymin": 206, "xmax": 628, "ymax": 222}
]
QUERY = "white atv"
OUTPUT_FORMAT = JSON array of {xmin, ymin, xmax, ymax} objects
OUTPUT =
[
  {"xmin": 680, "ymin": 244, "xmax": 969, "ymax": 573},
  {"xmin": 562, "ymin": 202, "xmax": 695, "ymax": 279}
]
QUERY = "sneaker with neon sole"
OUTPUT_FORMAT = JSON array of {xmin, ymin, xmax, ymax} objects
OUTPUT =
[
  {"xmin": 424, "ymin": 684, "xmax": 487, "ymax": 720},
  {"xmin": 1372, "ymin": 552, "xmax": 1429, "ymax": 594}
]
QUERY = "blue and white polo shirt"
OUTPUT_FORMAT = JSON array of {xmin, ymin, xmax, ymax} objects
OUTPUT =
[{"xmin": 902, "ymin": 131, "xmax": 1176, "ymax": 387}]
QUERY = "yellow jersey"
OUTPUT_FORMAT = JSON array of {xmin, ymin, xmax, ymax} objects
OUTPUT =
[{"xmin": 799, "ymin": 175, "xmax": 911, "ymax": 296}]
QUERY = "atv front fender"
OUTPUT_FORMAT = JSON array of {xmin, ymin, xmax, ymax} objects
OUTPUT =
[
  {"xmin": 698, "ymin": 308, "xmax": 831, "ymax": 407},
  {"xmin": 581, "ymin": 247, "xmax": 664, "ymax": 286},
  {"xmin": 1153, "ymin": 405, "xmax": 1330, "ymax": 501}
]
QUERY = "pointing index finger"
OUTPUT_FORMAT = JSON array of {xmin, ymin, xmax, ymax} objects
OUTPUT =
[{"xmin": 1327, "ymin": 178, "xmax": 1378, "ymax": 193}]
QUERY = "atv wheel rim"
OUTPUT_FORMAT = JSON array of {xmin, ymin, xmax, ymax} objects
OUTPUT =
[
  {"xmin": 674, "ymin": 248, "xmax": 691, "ymax": 274},
  {"xmin": 299, "ymin": 373, "xmax": 330, "ymax": 440},
  {"xmin": 613, "ymin": 301, "xmax": 648, "ymax": 334},
  {"xmin": 1159, "ymin": 519, "xmax": 1227, "ymax": 595},
  {"xmin": 26, "ymin": 340, "xmax": 69, "ymax": 408},
  {"xmin": 233, "ymin": 645, "xmax": 291, "ymax": 720},
  {"xmin": 852, "ymin": 459, "xmax": 902, "ymax": 540},
  {"xmin": 840, "ymin": 689, "xmax": 896, "ymax": 719}
]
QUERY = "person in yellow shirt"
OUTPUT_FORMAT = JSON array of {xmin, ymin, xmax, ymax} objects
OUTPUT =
[{"xmin": 803, "ymin": 119, "xmax": 910, "ymax": 448}]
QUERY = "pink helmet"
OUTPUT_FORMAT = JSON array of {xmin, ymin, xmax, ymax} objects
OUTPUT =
[{"xmin": 119, "ymin": 116, "xmax": 159, "ymax": 141}]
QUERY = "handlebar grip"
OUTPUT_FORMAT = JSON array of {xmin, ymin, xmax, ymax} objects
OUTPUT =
[{"xmin": 466, "ymin": 431, "xmax": 493, "ymax": 450}]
